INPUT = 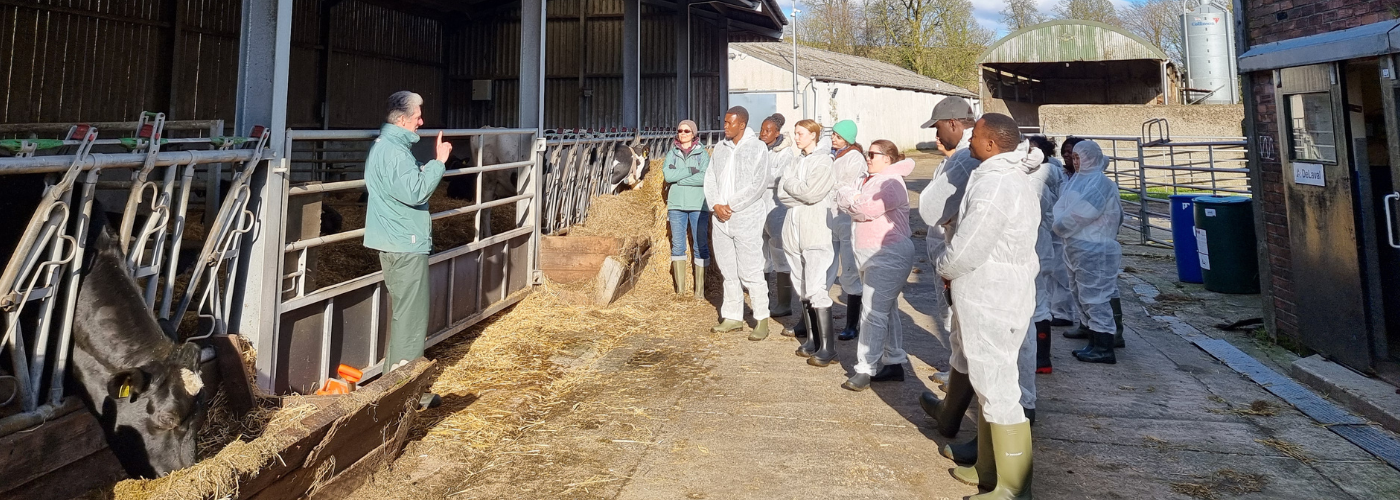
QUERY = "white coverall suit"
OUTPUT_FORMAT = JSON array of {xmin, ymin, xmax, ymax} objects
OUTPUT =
[
  {"xmin": 779, "ymin": 137, "xmax": 837, "ymax": 308},
  {"xmin": 917, "ymin": 128, "xmax": 974, "ymax": 372},
  {"xmin": 830, "ymin": 147, "xmax": 867, "ymax": 296},
  {"xmin": 837, "ymin": 158, "xmax": 917, "ymax": 375},
  {"xmin": 704, "ymin": 127, "xmax": 773, "ymax": 322},
  {"xmin": 937, "ymin": 147, "xmax": 1041, "ymax": 426},
  {"xmin": 763, "ymin": 134, "xmax": 794, "ymax": 274},
  {"xmin": 1053, "ymin": 141, "xmax": 1123, "ymax": 334},
  {"xmin": 1016, "ymin": 149, "xmax": 1057, "ymax": 410}
]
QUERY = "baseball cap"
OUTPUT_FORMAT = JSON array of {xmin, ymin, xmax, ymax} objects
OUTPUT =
[{"xmin": 920, "ymin": 97, "xmax": 975, "ymax": 128}]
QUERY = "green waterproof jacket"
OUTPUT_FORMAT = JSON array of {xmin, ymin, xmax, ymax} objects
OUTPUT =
[
  {"xmin": 363, "ymin": 123, "xmax": 446, "ymax": 255},
  {"xmin": 662, "ymin": 143, "xmax": 710, "ymax": 211}
]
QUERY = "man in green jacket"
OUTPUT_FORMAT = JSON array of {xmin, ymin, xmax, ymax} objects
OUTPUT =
[{"xmin": 364, "ymin": 90, "xmax": 451, "ymax": 373}]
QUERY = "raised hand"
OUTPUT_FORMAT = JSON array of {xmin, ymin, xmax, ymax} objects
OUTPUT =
[{"xmin": 435, "ymin": 131, "xmax": 453, "ymax": 163}]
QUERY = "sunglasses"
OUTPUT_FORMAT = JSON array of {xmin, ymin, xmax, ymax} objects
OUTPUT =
[
  {"xmin": 867, "ymin": 151, "xmax": 887, "ymax": 159},
  {"xmin": 677, "ymin": 129, "xmax": 693, "ymax": 134}
]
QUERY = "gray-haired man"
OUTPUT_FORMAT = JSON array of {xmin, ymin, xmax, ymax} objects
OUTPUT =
[{"xmin": 364, "ymin": 91, "xmax": 451, "ymax": 373}]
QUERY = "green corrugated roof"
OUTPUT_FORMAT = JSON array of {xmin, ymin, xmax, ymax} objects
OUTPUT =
[{"xmin": 979, "ymin": 20, "xmax": 1169, "ymax": 64}]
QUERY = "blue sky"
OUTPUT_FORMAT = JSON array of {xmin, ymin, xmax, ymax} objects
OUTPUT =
[{"xmin": 775, "ymin": 0, "xmax": 1139, "ymax": 38}]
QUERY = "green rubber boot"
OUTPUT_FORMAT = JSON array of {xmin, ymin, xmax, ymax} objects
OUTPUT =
[
  {"xmin": 952, "ymin": 414, "xmax": 996, "ymax": 491},
  {"xmin": 971, "ymin": 421, "xmax": 1034, "ymax": 499},
  {"xmin": 694, "ymin": 264, "xmax": 705, "ymax": 298},
  {"xmin": 749, "ymin": 318, "xmax": 770, "ymax": 341},
  {"xmin": 1111, "ymin": 297, "xmax": 1125, "ymax": 348},
  {"xmin": 672, "ymin": 261, "xmax": 686, "ymax": 294},
  {"xmin": 712, "ymin": 319, "xmax": 744, "ymax": 333}
]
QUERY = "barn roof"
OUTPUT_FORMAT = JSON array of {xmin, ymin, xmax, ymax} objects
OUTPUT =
[
  {"xmin": 979, "ymin": 20, "xmax": 1169, "ymax": 65},
  {"xmin": 731, "ymin": 42, "xmax": 978, "ymax": 98}
]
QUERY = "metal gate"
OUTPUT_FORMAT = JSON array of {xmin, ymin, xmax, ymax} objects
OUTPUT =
[{"xmin": 269, "ymin": 128, "xmax": 541, "ymax": 395}]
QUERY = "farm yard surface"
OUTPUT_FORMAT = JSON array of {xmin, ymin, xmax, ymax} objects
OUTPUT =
[{"xmin": 324, "ymin": 153, "xmax": 1400, "ymax": 499}]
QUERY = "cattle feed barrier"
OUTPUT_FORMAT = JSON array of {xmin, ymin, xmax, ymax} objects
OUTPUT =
[{"xmin": 0, "ymin": 114, "xmax": 267, "ymax": 439}]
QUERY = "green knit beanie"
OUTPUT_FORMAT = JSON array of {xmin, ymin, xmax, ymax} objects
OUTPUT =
[{"xmin": 832, "ymin": 120, "xmax": 857, "ymax": 144}]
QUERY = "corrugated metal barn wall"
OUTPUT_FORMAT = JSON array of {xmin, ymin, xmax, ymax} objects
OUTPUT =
[{"xmin": 0, "ymin": 0, "xmax": 445, "ymax": 130}]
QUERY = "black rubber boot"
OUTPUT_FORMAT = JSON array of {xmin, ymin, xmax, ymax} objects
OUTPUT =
[
  {"xmin": 783, "ymin": 300, "xmax": 810, "ymax": 339},
  {"xmin": 871, "ymin": 363, "xmax": 905, "ymax": 382},
  {"xmin": 771, "ymin": 272, "xmax": 794, "ymax": 318},
  {"xmin": 838, "ymin": 294, "xmax": 862, "ymax": 341},
  {"xmin": 794, "ymin": 302, "xmax": 817, "ymax": 357},
  {"xmin": 1035, "ymin": 320, "xmax": 1053, "ymax": 374},
  {"xmin": 807, "ymin": 307, "xmax": 838, "ymax": 367},
  {"xmin": 918, "ymin": 369, "xmax": 974, "ymax": 438},
  {"xmin": 1049, "ymin": 317, "xmax": 1073, "ymax": 327},
  {"xmin": 951, "ymin": 414, "xmax": 996, "ymax": 491},
  {"xmin": 1111, "ymin": 297, "xmax": 1125, "ymax": 348},
  {"xmin": 1074, "ymin": 330, "xmax": 1117, "ymax": 364}
]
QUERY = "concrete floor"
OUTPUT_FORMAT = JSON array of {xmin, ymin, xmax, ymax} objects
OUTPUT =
[{"xmin": 353, "ymin": 151, "xmax": 1400, "ymax": 499}]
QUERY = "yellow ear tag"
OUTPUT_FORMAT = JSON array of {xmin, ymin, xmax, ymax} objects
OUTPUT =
[{"xmin": 118, "ymin": 381, "xmax": 131, "ymax": 399}]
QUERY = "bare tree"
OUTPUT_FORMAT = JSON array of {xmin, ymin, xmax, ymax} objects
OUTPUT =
[
  {"xmin": 795, "ymin": 0, "xmax": 869, "ymax": 56},
  {"xmin": 1053, "ymin": 0, "xmax": 1119, "ymax": 25},
  {"xmin": 864, "ymin": 0, "xmax": 993, "ymax": 91},
  {"xmin": 1001, "ymin": 0, "xmax": 1048, "ymax": 32},
  {"xmin": 1122, "ymin": 0, "xmax": 1184, "ymax": 63}
]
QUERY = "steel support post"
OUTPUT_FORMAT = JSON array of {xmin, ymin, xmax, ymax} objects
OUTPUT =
[
  {"xmin": 622, "ymin": 0, "xmax": 641, "ymax": 130},
  {"xmin": 1137, "ymin": 140, "xmax": 1150, "ymax": 245},
  {"xmin": 520, "ymin": 0, "xmax": 546, "ymax": 132},
  {"xmin": 233, "ymin": 0, "xmax": 292, "ymax": 392},
  {"xmin": 675, "ymin": 0, "xmax": 691, "ymax": 121}
]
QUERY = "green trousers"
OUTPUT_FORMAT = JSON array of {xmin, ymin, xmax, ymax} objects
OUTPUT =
[{"xmin": 380, "ymin": 251, "xmax": 429, "ymax": 372}]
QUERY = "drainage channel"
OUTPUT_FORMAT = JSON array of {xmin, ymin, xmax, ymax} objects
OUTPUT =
[{"xmin": 1124, "ymin": 274, "xmax": 1400, "ymax": 470}]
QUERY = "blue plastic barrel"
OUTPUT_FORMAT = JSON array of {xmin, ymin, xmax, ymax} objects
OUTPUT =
[{"xmin": 1170, "ymin": 194, "xmax": 1203, "ymax": 283}]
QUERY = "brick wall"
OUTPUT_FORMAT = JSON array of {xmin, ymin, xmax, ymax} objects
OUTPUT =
[
  {"xmin": 1247, "ymin": 71, "xmax": 1299, "ymax": 339},
  {"xmin": 1244, "ymin": 0, "xmax": 1400, "ymax": 46}
]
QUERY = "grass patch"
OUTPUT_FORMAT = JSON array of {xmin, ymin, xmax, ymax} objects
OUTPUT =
[{"xmin": 1119, "ymin": 187, "xmax": 1216, "ymax": 203}]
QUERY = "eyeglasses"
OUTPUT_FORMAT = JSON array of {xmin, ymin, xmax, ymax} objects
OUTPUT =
[
  {"xmin": 867, "ymin": 151, "xmax": 887, "ymax": 159},
  {"xmin": 677, "ymin": 129, "xmax": 693, "ymax": 134}
]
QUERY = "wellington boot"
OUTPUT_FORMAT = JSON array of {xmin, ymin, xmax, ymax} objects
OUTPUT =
[
  {"xmin": 1034, "ymin": 320, "xmax": 1052, "ymax": 374},
  {"xmin": 806, "ymin": 307, "xmax": 838, "ymax": 366},
  {"xmin": 871, "ymin": 363, "xmax": 905, "ymax": 382},
  {"xmin": 693, "ymin": 264, "xmax": 705, "ymax": 297},
  {"xmin": 1111, "ymin": 298, "xmax": 1125, "ymax": 348},
  {"xmin": 748, "ymin": 318, "xmax": 770, "ymax": 341},
  {"xmin": 952, "ymin": 415, "xmax": 996, "ymax": 491},
  {"xmin": 919, "ymin": 369, "xmax": 974, "ymax": 438},
  {"xmin": 671, "ymin": 261, "xmax": 687, "ymax": 294},
  {"xmin": 1062, "ymin": 324, "xmax": 1091, "ymax": 339},
  {"xmin": 784, "ymin": 300, "xmax": 811, "ymax": 339},
  {"xmin": 712, "ymin": 319, "xmax": 744, "ymax": 333},
  {"xmin": 1073, "ymin": 330, "xmax": 1117, "ymax": 364},
  {"xmin": 838, "ymin": 294, "xmax": 862, "ymax": 341},
  {"xmin": 1025, "ymin": 408, "xmax": 1036, "ymax": 426},
  {"xmin": 841, "ymin": 373, "xmax": 871, "ymax": 391},
  {"xmin": 1049, "ymin": 318, "xmax": 1074, "ymax": 327},
  {"xmin": 970, "ymin": 421, "xmax": 1034, "ymax": 499},
  {"xmin": 795, "ymin": 303, "xmax": 818, "ymax": 357},
  {"xmin": 942, "ymin": 436, "xmax": 978, "ymax": 466},
  {"xmin": 771, "ymin": 272, "xmax": 794, "ymax": 317}
]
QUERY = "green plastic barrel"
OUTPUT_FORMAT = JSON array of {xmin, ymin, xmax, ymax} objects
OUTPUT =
[{"xmin": 1193, "ymin": 196, "xmax": 1260, "ymax": 294}]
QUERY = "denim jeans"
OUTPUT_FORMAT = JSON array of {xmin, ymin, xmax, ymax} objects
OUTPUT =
[{"xmin": 667, "ymin": 209, "xmax": 710, "ymax": 262}]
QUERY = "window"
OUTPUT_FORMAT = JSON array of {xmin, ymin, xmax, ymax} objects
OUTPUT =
[{"xmin": 1287, "ymin": 93, "xmax": 1337, "ymax": 163}]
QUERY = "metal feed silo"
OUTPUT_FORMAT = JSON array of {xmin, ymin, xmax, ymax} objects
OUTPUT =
[{"xmin": 1181, "ymin": 1, "xmax": 1238, "ymax": 104}]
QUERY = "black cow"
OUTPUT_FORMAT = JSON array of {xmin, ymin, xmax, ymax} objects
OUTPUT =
[{"xmin": 69, "ymin": 205, "xmax": 207, "ymax": 477}]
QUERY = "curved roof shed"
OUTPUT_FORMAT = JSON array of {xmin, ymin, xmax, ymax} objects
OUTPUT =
[{"xmin": 978, "ymin": 20, "xmax": 1179, "ymax": 127}]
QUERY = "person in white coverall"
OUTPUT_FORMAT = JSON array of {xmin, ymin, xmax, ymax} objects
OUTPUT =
[
  {"xmin": 705, "ymin": 106, "xmax": 773, "ymax": 340},
  {"xmin": 1055, "ymin": 140, "xmax": 1123, "ymax": 364},
  {"xmin": 828, "ymin": 120, "xmax": 867, "ymax": 342},
  {"xmin": 1026, "ymin": 135, "xmax": 1068, "ymax": 376},
  {"xmin": 939, "ymin": 113, "xmax": 1038, "ymax": 498},
  {"xmin": 915, "ymin": 97, "xmax": 982, "ymax": 440},
  {"xmin": 835, "ymin": 139, "xmax": 915, "ymax": 390},
  {"xmin": 759, "ymin": 114, "xmax": 796, "ymax": 318},
  {"xmin": 779, "ymin": 119, "xmax": 838, "ymax": 363}
]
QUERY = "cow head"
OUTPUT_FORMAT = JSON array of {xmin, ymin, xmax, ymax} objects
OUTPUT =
[
  {"xmin": 102, "ymin": 342, "xmax": 207, "ymax": 478},
  {"xmin": 609, "ymin": 143, "xmax": 648, "ymax": 192}
]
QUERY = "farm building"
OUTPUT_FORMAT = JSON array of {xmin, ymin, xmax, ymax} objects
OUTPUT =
[
  {"xmin": 1234, "ymin": 3, "xmax": 1400, "ymax": 380},
  {"xmin": 979, "ymin": 20, "xmax": 1182, "ymax": 129},
  {"xmin": 727, "ymin": 42, "xmax": 979, "ymax": 150},
  {"xmin": 0, "ymin": 0, "xmax": 786, "ymax": 496}
]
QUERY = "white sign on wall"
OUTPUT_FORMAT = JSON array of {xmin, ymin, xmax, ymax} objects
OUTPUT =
[{"xmin": 1293, "ymin": 162, "xmax": 1325, "ymax": 187}]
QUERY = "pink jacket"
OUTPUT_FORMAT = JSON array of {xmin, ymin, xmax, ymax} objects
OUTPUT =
[{"xmin": 836, "ymin": 158, "xmax": 914, "ymax": 250}]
